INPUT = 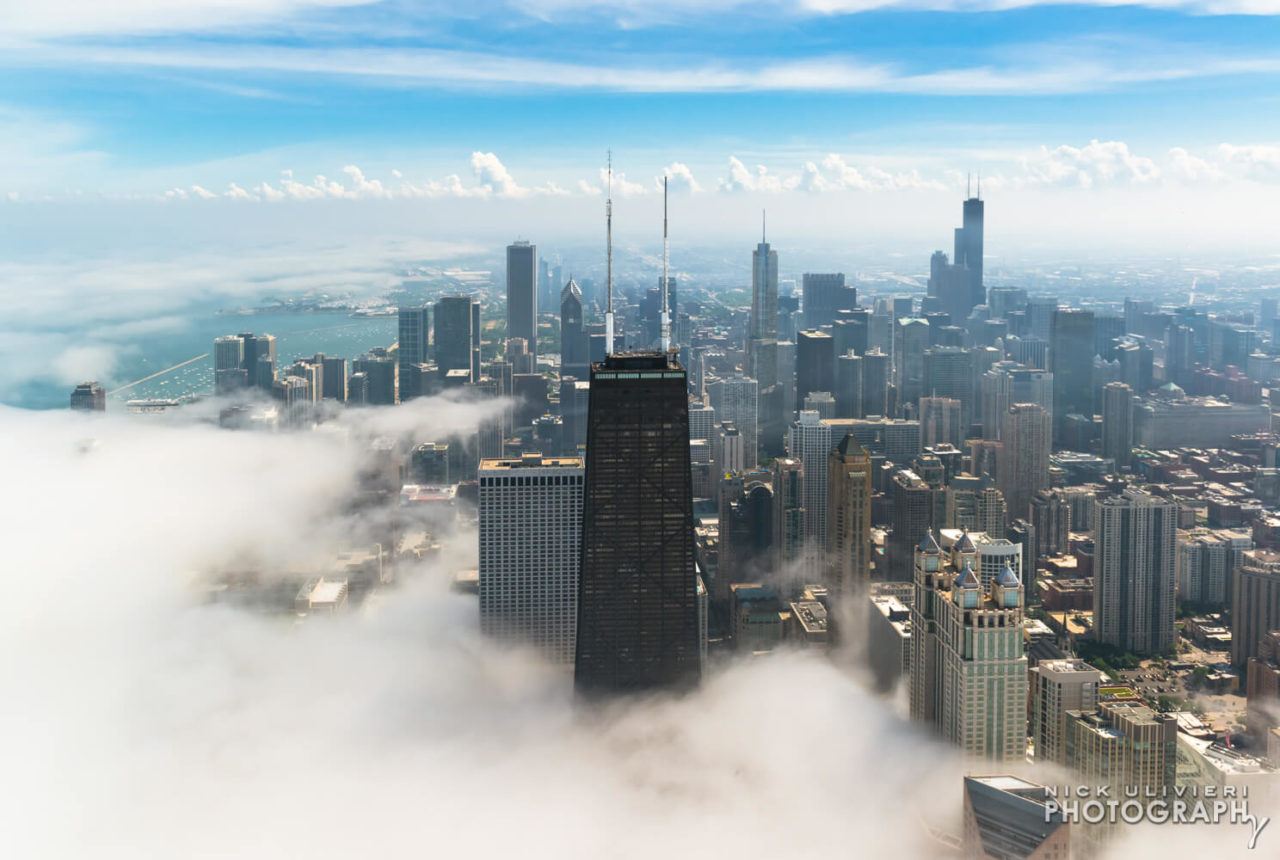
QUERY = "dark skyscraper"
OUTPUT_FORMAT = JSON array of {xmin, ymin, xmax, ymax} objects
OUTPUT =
[
  {"xmin": 796, "ymin": 329, "xmax": 834, "ymax": 411},
  {"xmin": 434, "ymin": 296, "xmax": 478, "ymax": 383},
  {"xmin": 575, "ymin": 352, "xmax": 701, "ymax": 695},
  {"xmin": 1050, "ymin": 308, "xmax": 1096, "ymax": 445},
  {"xmin": 398, "ymin": 305, "xmax": 429, "ymax": 400},
  {"xmin": 801, "ymin": 273, "xmax": 854, "ymax": 330},
  {"xmin": 954, "ymin": 187, "xmax": 985, "ymax": 310},
  {"xmin": 507, "ymin": 241, "xmax": 538, "ymax": 357},
  {"xmin": 560, "ymin": 278, "xmax": 588, "ymax": 380}
]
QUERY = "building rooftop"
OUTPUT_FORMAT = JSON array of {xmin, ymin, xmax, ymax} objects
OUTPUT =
[{"xmin": 479, "ymin": 455, "xmax": 583, "ymax": 470}]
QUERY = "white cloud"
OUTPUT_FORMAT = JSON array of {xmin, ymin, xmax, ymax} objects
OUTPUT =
[
  {"xmin": 0, "ymin": 400, "xmax": 985, "ymax": 859},
  {"xmin": 1216, "ymin": 143, "xmax": 1280, "ymax": 182},
  {"xmin": 470, "ymin": 151, "xmax": 527, "ymax": 198},
  {"xmin": 1167, "ymin": 146, "xmax": 1225, "ymax": 183},
  {"xmin": 659, "ymin": 162, "xmax": 701, "ymax": 193},
  {"xmin": 1017, "ymin": 140, "xmax": 1162, "ymax": 188},
  {"xmin": 719, "ymin": 156, "xmax": 799, "ymax": 193}
]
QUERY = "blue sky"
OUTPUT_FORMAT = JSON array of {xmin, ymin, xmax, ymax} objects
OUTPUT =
[{"xmin": 0, "ymin": 1, "xmax": 1278, "ymax": 256}]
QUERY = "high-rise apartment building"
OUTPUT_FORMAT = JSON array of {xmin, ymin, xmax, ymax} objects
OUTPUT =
[
  {"xmin": 575, "ymin": 353, "xmax": 700, "ymax": 694},
  {"xmin": 1030, "ymin": 658, "xmax": 1102, "ymax": 764},
  {"xmin": 997, "ymin": 403, "xmax": 1051, "ymax": 522},
  {"xmin": 479, "ymin": 454, "xmax": 584, "ymax": 663},
  {"xmin": 353, "ymin": 350, "xmax": 397, "ymax": 405},
  {"xmin": 1065, "ymin": 700, "xmax": 1177, "ymax": 793},
  {"xmin": 1101, "ymin": 381, "xmax": 1134, "ymax": 468},
  {"xmin": 1232, "ymin": 549, "xmax": 1280, "ymax": 668},
  {"xmin": 1094, "ymin": 488, "xmax": 1177, "ymax": 655},
  {"xmin": 893, "ymin": 318, "xmax": 929, "ymax": 413},
  {"xmin": 507, "ymin": 241, "xmax": 538, "ymax": 357},
  {"xmin": 1178, "ymin": 528, "xmax": 1251, "ymax": 611},
  {"xmin": 834, "ymin": 352, "xmax": 863, "ymax": 419}
]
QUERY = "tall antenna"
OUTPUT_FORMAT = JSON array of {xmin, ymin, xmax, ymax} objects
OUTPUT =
[
  {"xmin": 659, "ymin": 175, "xmax": 671, "ymax": 353},
  {"xmin": 605, "ymin": 150, "xmax": 614, "ymax": 356},
  {"xmin": 967, "ymin": 171, "xmax": 971, "ymax": 198},
  {"xmin": 977, "ymin": 171, "xmax": 981, "ymax": 200},
  {"xmin": 762, "ymin": 209, "xmax": 766, "ymax": 243}
]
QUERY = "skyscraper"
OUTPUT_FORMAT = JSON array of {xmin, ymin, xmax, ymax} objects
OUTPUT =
[
  {"xmin": 834, "ymin": 352, "xmax": 863, "ymax": 419},
  {"xmin": 788, "ymin": 410, "xmax": 834, "ymax": 573},
  {"xmin": 893, "ymin": 318, "xmax": 929, "ymax": 414},
  {"xmin": 747, "ymin": 222, "xmax": 779, "ymax": 391},
  {"xmin": 479, "ymin": 454, "xmax": 584, "ymax": 663},
  {"xmin": 398, "ymin": 305, "xmax": 429, "ymax": 400},
  {"xmin": 918, "ymin": 396, "xmax": 963, "ymax": 448},
  {"xmin": 1030, "ymin": 658, "xmax": 1102, "ymax": 764},
  {"xmin": 707, "ymin": 375, "xmax": 758, "ymax": 469},
  {"xmin": 69, "ymin": 381, "xmax": 106, "ymax": 411},
  {"xmin": 507, "ymin": 241, "xmax": 538, "ymax": 358},
  {"xmin": 997, "ymin": 403, "xmax": 1051, "ymax": 522},
  {"xmin": 954, "ymin": 188, "xmax": 985, "ymax": 310},
  {"xmin": 1050, "ymin": 309, "xmax": 1096, "ymax": 445},
  {"xmin": 911, "ymin": 533, "xmax": 1027, "ymax": 760},
  {"xmin": 560, "ymin": 278, "xmax": 588, "ymax": 380},
  {"xmin": 1232, "ymin": 549, "xmax": 1280, "ymax": 668},
  {"xmin": 796, "ymin": 329, "xmax": 834, "ymax": 412},
  {"xmin": 801, "ymin": 272, "xmax": 853, "ymax": 330},
  {"xmin": 213, "ymin": 335, "xmax": 247, "ymax": 393},
  {"xmin": 434, "ymin": 296, "xmax": 478, "ymax": 384},
  {"xmin": 1093, "ymin": 488, "xmax": 1177, "ymax": 655},
  {"xmin": 1100, "ymin": 381, "xmax": 1134, "ymax": 468},
  {"xmin": 353, "ymin": 350, "xmax": 397, "ymax": 405},
  {"xmin": 575, "ymin": 352, "xmax": 700, "ymax": 694},
  {"xmin": 771, "ymin": 457, "xmax": 804, "ymax": 575},
  {"xmin": 826, "ymin": 434, "xmax": 872, "ymax": 594}
]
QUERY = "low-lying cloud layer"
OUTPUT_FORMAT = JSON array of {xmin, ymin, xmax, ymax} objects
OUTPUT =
[{"xmin": 0, "ymin": 401, "xmax": 971, "ymax": 858}]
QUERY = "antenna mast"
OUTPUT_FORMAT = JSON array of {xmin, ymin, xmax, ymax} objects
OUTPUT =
[
  {"xmin": 605, "ymin": 151, "xmax": 614, "ymax": 355},
  {"xmin": 660, "ymin": 175, "xmax": 671, "ymax": 352}
]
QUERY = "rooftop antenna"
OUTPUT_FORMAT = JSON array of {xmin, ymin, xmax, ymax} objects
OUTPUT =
[
  {"xmin": 977, "ymin": 171, "xmax": 981, "ymax": 200},
  {"xmin": 605, "ymin": 151, "xmax": 614, "ymax": 356},
  {"xmin": 660, "ymin": 175, "xmax": 671, "ymax": 353},
  {"xmin": 762, "ymin": 209, "xmax": 767, "ymax": 243},
  {"xmin": 967, "ymin": 171, "xmax": 971, "ymax": 198}
]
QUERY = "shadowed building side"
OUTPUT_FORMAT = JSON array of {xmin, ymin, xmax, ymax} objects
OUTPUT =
[{"xmin": 574, "ymin": 352, "xmax": 701, "ymax": 695}]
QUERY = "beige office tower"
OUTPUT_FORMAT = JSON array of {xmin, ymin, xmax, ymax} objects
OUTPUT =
[
  {"xmin": 826, "ymin": 434, "xmax": 872, "ymax": 594},
  {"xmin": 1030, "ymin": 658, "xmax": 1103, "ymax": 764},
  {"xmin": 910, "ymin": 531, "xmax": 1029, "ymax": 760},
  {"xmin": 1064, "ymin": 700, "xmax": 1177, "ymax": 792},
  {"xmin": 478, "ymin": 455, "xmax": 584, "ymax": 663}
]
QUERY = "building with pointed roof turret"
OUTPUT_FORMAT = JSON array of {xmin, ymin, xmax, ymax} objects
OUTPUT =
[{"xmin": 910, "ymin": 529, "xmax": 1028, "ymax": 760}]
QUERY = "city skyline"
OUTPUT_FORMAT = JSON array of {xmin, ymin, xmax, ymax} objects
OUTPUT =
[{"xmin": 7, "ymin": 3, "xmax": 1280, "ymax": 857}]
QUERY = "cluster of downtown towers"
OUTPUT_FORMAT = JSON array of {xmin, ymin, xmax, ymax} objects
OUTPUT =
[{"xmin": 473, "ymin": 195, "xmax": 1191, "ymax": 720}]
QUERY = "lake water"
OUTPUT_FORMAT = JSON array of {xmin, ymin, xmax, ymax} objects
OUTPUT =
[{"xmin": 18, "ymin": 310, "xmax": 398, "ymax": 410}]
